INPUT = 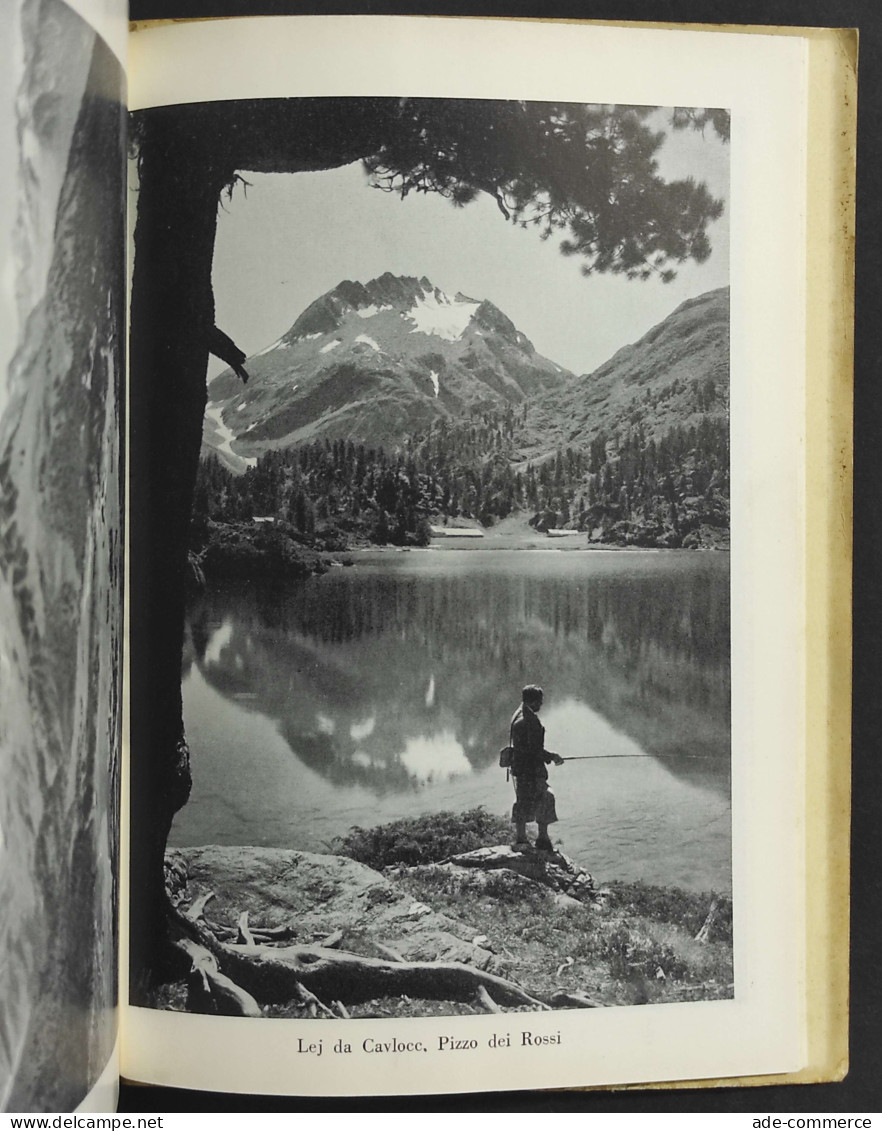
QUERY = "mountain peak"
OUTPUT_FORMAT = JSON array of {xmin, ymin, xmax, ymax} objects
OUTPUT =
[
  {"xmin": 287, "ymin": 273, "xmax": 485, "ymax": 343},
  {"xmin": 205, "ymin": 271, "xmax": 571, "ymax": 461}
]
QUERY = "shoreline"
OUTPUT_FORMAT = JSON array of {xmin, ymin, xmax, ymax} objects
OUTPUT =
[
  {"xmin": 155, "ymin": 832, "xmax": 734, "ymax": 1019},
  {"xmin": 166, "ymin": 835, "xmax": 734, "ymax": 901},
  {"xmin": 344, "ymin": 543, "xmax": 729, "ymax": 553},
  {"xmin": 192, "ymin": 514, "xmax": 729, "ymax": 584},
  {"xmin": 327, "ymin": 539, "xmax": 731, "ymax": 556}
]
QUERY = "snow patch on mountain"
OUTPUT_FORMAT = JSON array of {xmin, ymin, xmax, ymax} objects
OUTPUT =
[
  {"xmin": 205, "ymin": 402, "xmax": 257, "ymax": 468},
  {"xmin": 350, "ymin": 716, "xmax": 376, "ymax": 741},
  {"xmin": 204, "ymin": 619, "xmax": 233, "ymax": 665},
  {"xmin": 205, "ymin": 273, "xmax": 574, "ymax": 459},
  {"xmin": 406, "ymin": 291, "xmax": 480, "ymax": 341}
]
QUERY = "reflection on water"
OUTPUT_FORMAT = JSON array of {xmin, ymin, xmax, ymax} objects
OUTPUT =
[{"xmin": 175, "ymin": 551, "xmax": 731, "ymax": 892}]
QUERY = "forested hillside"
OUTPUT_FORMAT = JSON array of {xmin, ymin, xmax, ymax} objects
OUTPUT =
[
  {"xmin": 192, "ymin": 285, "xmax": 729, "ymax": 565},
  {"xmin": 526, "ymin": 287, "xmax": 729, "ymax": 455},
  {"xmin": 192, "ymin": 407, "xmax": 728, "ymax": 560}
]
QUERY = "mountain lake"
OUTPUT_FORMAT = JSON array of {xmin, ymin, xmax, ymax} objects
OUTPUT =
[{"xmin": 173, "ymin": 549, "xmax": 731, "ymax": 894}]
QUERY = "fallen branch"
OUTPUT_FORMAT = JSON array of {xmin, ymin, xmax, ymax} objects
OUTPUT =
[
  {"xmin": 252, "ymin": 925, "xmax": 298, "ymax": 941},
  {"xmin": 185, "ymin": 891, "xmax": 215, "ymax": 923},
  {"xmin": 548, "ymin": 990, "xmax": 601, "ymax": 1009},
  {"xmin": 173, "ymin": 905, "xmax": 548, "ymax": 1010},
  {"xmin": 203, "ymin": 919, "xmax": 299, "ymax": 944},
  {"xmin": 318, "ymin": 929, "xmax": 344, "ymax": 950},
  {"xmin": 475, "ymin": 985, "xmax": 502, "ymax": 1013},
  {"xmin": 228, "ymin": 942, "xmax": 550, "ymax": 1010},
  {"xmin": 237, "ymin": 911, "xmax": 255, "ymax": 947},
  {"xmin": 695, "ymin": 899, "xmax": 720, "ymax": 944},
  {"xmin": 375, "ymin": 943, "xmax": 406, "ymax": 963},
  {"xmin": 294, "ymin": 980, "xmax": 337, "ymax": 1019},
  {"xmin": 203, "ymin": 919, "xmax": 237, "ymax": 940},
  {"xmin": 175, "ymin": 938, "xmax": 262, "ymax": 1017}
]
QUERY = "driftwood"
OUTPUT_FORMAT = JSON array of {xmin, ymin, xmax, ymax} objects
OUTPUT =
[
  {"xmin": 253, "ymin": 924, "xmax": 298, "ymax": 941},
  {"xmin": 556, "ymin": 957, "xmax": 574, "ymax": 978},
  {"xmin": 294, "ymin": 981, "xmax": 337, "ymax": 1019},
  {"xmin": 206, "ymin": 919, "xmax": 298, "ymax": 944},
  {"xmin": 184, "ymin": 891, "xmax": 215, "ymax": 923},
  {"xmin": 548, "ymin": 989, "xmax": 601, "ymax": 1009},
  {"xmin": 203, "ymin": 919, "xmax": 237, "ymax": 940},
  {"xmin": 475, "ymin": 985, "xmax": 503, "ymax": 1013},
  {"xmin": 216, "ymin": 939, "xmax": 550, "ymax": 1010},
  {"xmin": 175, "ymin": 938, "xmax": 262, "ymax": 1017},
  {"xmin": 171, "ymin": 903, "xmax": 549, "ymax": 1010},
  {"xmin": 375, "ymin": 943, "xmax": 406, "ymax": 963},
  {"xmin": 236, "ymin": 911, "xmax": 255, "ymax": 946},
  {"xmin": 695, "ymin": 899, "xmax": 720, "ymax": 944}
]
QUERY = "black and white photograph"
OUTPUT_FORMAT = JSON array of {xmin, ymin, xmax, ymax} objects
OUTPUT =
[
  {"xmin": 128, "ymin": 93, "xmax": 733, "ymax": 1026},
  {"xmin": 0, "ymin": 0, "xmax": 125, "ymax": 1112}
]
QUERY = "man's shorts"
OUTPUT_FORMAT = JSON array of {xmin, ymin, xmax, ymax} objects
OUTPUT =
[{"xmin": 511, "ymin": 776, "xmax": 558, "ymax": 825}]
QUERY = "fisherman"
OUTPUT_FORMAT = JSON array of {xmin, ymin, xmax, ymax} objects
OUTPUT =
[{"xmin": 510, "ymin": 684, "xmax": 565, "ymax": 852}]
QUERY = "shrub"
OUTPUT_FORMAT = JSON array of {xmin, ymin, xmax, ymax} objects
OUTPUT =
[
  {"xmin": 333, "ymin": 808, "xmax": 511, "ymax": 870},
  {"xmin": 199, "ymin": 520, "xmax": 324, "ymax": 580}
]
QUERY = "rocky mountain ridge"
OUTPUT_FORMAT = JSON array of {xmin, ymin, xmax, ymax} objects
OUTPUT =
[
  {"xmin": 205, "ymin": 272, "xmax": 572, "ymax": 471},
  {"xmin": 525, "ymin": 287, "xmax": 729, "ymax": 458},
  {"xmin": 196, "ymin": 279, "xmax": 730, "ymax": 550}
]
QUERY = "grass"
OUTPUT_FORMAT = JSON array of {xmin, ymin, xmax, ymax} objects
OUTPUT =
[
  {"xmin": 301, "ymin": 811, "xmax": 732, "ymax": 1008},
  {"xmin": 156, "ymin": 810, "xmax": 733, "ymax": 1017},
  {"xmin": 396, "ymin": 864, "xmax": 733, "ymax": 1008},
  {"xmin": 604, "ymin": 880, "xmax": 733, "ymax": 944}
]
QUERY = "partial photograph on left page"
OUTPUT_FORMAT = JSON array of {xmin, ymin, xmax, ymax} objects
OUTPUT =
[{"xmin": 0, "ymin": 0, "xmax": 125, "ymax": 1113}]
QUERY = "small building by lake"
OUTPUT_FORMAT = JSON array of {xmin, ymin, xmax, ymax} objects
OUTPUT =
[{"xmin": 430, "ymin": 525, "xmax": 485, "ymax": 539}]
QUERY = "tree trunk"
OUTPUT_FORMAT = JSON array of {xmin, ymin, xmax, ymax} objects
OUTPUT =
[
  {"xmin": 126, "ymin": 103, "xmax": 397, "ymax": 1000},
  {"xmin": 128, "ymin": 118, "xmax": 232, "ymax": 1001}
]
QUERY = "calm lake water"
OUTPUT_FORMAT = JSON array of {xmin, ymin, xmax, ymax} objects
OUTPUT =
[{"xmin": 173, "ymin": 549, "xmax": 731, "ymax": 893}]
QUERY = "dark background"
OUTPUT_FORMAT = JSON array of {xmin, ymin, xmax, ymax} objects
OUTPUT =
[{"xmin": 121, "ymin": 0, "xmax": 879, "ymax": 1113}]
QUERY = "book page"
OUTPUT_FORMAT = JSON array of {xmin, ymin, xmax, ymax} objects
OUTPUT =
[
  {"xmin": 124, "ymin": 15, "xmax": 812, "ymax": 1096},
  {"xmin": 0, "ymin": 0, "xmax": 126, "ymax": 1113}
]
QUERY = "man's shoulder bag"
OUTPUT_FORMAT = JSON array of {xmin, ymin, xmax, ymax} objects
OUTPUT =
[{"xmin": 499, "ymin": 719, "xmax": 515, "ymax": 779}]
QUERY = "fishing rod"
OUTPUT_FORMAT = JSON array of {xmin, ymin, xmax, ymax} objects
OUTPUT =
[
  {"xmin": 559, "ymin": 752, "xmax": 714, "ymax": 762},
  {"xmin": 560, "ymin": 754, "xmax": 656, "ymax": 762}
]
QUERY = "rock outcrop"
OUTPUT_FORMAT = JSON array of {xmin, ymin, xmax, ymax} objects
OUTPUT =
[
  {"xmin": 438, "ymin": 845, "xmax": 598, "ymax": 904},
  {"xmin": 167, "ymin": 846, "xmax": 503, "ymax": 973}
]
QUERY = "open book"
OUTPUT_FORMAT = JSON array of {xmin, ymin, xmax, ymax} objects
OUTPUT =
[{"xmin": 0, "ymin": 2, "xmax": 854, "ymax": 1113}]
